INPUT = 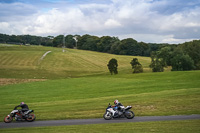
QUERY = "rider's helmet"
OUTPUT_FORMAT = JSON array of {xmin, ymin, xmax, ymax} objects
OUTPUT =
[
  {"xmin": 20, "ymin": 102, "xmax": 24, "ymax": 105},
  {"xmin": 114, "ymin": 99, "xmax": 119, "ymax": 105}
]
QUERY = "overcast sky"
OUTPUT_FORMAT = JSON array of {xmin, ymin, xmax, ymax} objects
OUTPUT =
[{"xmin": 0, "ymin": 0, "xmax": 200, "ymax": 44}]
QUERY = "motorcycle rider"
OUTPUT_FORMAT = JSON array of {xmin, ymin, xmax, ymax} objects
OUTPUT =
[
  {"xmin": 14, "ymin": 102, "xmax": 29, "ymax": 117},
  {"xmin": 114, "ymin": 99, "xmax": 125, "ymax": 114}
]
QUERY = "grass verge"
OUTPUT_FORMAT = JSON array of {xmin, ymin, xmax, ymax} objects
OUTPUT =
[{"xmin": 0, "ymin": 120, "xmax": 199, "ymax": 133}]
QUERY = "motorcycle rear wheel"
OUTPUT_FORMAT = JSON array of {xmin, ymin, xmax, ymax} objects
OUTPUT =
[
  {"xmin": 4, "ymin": 116, "xmax": 13, "ymax": 123},
  {"xmin": 26, "ymin": 114, "xmax": 36, "ymax": 122},
  {"xmin": 103, "ymin": 112, "xmax": 112, "ymax": 120},
  {"xmin": 125, "ymin": 111, "xmax": 135, "ymax": 119}
]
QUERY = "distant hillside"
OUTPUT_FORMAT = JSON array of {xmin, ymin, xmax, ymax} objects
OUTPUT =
[{"xmin": 0, "ymin": 44, "xmax": 151, "ymax": 79}]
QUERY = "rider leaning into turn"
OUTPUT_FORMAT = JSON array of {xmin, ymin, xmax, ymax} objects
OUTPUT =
[
  {"xmin": 114, "ymin": 99, "xmax": 125, "ymax": 113},
  {"xmin": 14, "ymin": 102, "xmax": 29, "ymax": 117}
]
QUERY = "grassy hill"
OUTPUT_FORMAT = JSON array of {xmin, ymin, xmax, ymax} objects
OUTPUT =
[
  {"xmin": 0, "ymin": 44, "xmax": 199, "ymax": 132},
  {"xmin": 0, "ymin": 44, "xmax": 151, "ymax": 79}
]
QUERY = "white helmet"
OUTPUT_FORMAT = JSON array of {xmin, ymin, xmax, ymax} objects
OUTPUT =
[{"xmin": 114, "ymin": 99, "xmax": 119, "ymax": 105}]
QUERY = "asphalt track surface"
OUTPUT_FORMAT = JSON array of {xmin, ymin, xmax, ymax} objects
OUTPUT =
[{"xmin": 0, "ymin": 115, "xmax": 200, "ymax": 129}]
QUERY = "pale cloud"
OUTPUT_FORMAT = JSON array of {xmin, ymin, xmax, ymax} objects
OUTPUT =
[
  {"xmin": 118, "ymin": 34, "xmax": 178, "ymax": 44},
  {"xmin": 156, "ymin": 7, "xmax": 200, "ymax": 31},
  {"xmin": 31, "ymin": 7, "xmax": 105, "ymax": 35},
  {"xmin": 104, "ymin": 19, "xmax": 121, "ymax": 27},
  {"xmin": 161, "ymin": 36, "xmax": 194, "ymax": 44},
  {"xmin": 0, "ymin": 22, "xmax": 10, "ymax": 33},
  {"xmin": 0, "ymin": 0, "xmax": 199, "ymax": 43}
]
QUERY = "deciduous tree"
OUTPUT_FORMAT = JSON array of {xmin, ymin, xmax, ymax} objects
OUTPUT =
[
  {"xmin": 149, "ymin": 51, "xmax": 167, "ymax": 72},
  {"xmin": 130, "ymin": 58, "xmax": 143, "ymax": 73},
  {"xmin": 171, "ymin": 50, "xmax": 195, "ymax": 71},
  {"xmin": 107, "ymin": 58, "xmax": 118, "ymax": 75}
]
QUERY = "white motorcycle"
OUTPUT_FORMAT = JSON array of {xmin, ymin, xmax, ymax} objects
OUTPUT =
[{"xmin": 103, "ymin": 103, "xmax": 135, "ymax": 120}]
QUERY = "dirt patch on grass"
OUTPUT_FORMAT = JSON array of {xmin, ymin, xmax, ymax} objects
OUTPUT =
[{"xmin": 0, "ymin": 78, "xmax": 46, "ymax": 86}]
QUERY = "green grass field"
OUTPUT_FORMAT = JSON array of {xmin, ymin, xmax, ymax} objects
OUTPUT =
[
  {"xmin": 0, "ymin": 71, "xmax": 199, "ymax": 120},
  {"xmin": 0, "ymin": 44, "xmax": 199, "ymax": 132}
]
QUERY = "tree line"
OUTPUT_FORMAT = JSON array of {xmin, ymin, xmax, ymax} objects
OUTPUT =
[
  {"xmin": 149, "ymin": 40, "xmax": 200, "ymax": 71},
  {"xmin": 0, "ymin": 33, "xmax": 176, "ymax": 57},
  {"xmin": 0, "ymin": 34, "xmax": 53, "ymax": 46}
]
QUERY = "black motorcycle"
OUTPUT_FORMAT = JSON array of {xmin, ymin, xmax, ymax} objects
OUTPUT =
[{"xmin": 4, "ymin": 108, "xmax": 36, "ymax": 123}]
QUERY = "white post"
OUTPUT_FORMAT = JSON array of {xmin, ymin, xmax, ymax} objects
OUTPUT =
[
  {"xmin": 73, "ymin": 36, "xmax": 78, "ymax": 49},
  {"xmin": 63, "ymin": 34, "xmax": 65, "ymax": 52}
]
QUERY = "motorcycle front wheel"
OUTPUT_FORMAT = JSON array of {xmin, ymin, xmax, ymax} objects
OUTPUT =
[
  {"xmin": 4, "ymin": 115, "xmax": 13, "ymax": 123},
  {"xmin": 125, "ymin": 111, "xmax": 135, "ymax": 119},
  {"xmin": 26, "ymin": 114, "xmax": 36, "ymax": 122},
  {"xmin": 103, "ymin": 112, "xmax": 112, "ymax": 120}
]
